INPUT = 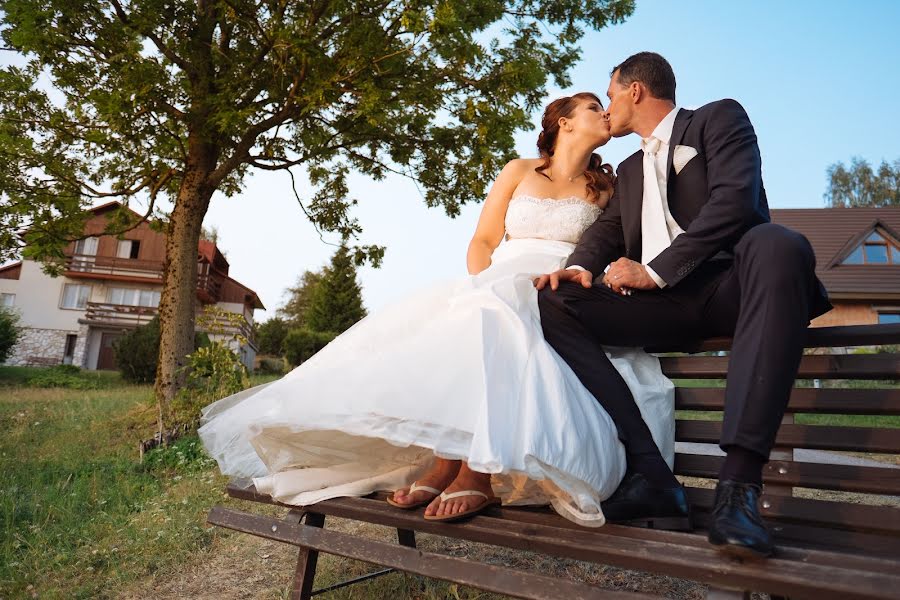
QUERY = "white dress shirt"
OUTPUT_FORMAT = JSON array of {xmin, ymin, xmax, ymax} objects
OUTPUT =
[{"xmin": 569, "ymin": 107, "xmax": 683, "ymax": 289}]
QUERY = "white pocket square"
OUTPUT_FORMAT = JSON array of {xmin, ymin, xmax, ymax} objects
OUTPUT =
[{"xmin": 673, "ymin": 145, "xmax": 699, "ymax": 174}]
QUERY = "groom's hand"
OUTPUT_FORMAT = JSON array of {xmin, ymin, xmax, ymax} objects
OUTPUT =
[
  {"xmin": 533, "ymin": 268, "xmax": 594, "ymax": 291},
  {"xmin": 603, "ymin": 258, "xmax": 659, "ymax": 293}
]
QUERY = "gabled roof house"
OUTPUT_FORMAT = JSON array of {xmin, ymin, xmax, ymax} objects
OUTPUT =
[
  {"xmin": 0, "ymin": 202, "xmax": 264, "ymax": 370},
  {"xmin": 771, "ymin": 207, "xmax": 900, "ymax": 327}
]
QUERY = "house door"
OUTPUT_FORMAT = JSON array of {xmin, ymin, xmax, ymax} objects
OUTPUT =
[{"xmin": 97, "ymin": 332, "xmax": 121, "ymax": 370}]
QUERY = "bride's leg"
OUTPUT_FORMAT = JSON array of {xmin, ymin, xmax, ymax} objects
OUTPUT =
[
  {"xmin": 425, "ymin": 462, "xmax": 495, "ymax": 517},
  {"xmin": 391, "ymin": 457, "xmax": 461, "ymax": 506}
]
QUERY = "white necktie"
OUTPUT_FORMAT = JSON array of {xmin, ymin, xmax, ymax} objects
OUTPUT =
[{"xmin": 641, "ymin": 136, "xmax": 671, "ymax": 264}]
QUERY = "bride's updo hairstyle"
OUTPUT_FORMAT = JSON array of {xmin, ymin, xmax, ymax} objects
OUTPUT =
[{"xmin": 535, "ymin": 92, "xmax": 615, "ymax": 203}]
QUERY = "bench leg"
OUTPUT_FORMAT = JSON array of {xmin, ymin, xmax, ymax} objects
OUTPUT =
[
  {"xmin": 397, "ymin": 528, "xmax": 416, "ymax": 548},
  {"xmin": 292, "ymin": 512, "xmax": 325, "ymax": 600}
]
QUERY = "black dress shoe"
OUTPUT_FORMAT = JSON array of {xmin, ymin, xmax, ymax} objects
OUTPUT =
[
  {"xmin": 601, "ymin": 471, "xmax": 692, "ymax": 531},
  {"xmin": 707, "ymin": 480, "xmax": 774, "ymax": 559}
]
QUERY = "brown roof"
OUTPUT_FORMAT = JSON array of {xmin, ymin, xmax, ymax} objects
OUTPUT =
[{"xmin": 771, "ymin": 207, "xmax": 900, "ymax": 299}]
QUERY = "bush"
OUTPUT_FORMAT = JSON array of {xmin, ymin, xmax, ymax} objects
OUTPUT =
[
  {"xmin": 255, "ymin": 317, "xmax": 289, "ymax": 356},
  {"xmin": 114, "ymin": 317, "xmax": 210, "ymax": 384},
  {"xmin": 283, "ymin": 328, "xmax": 336, "ymax": 367},
  {"xmin": 28, "ymin": 365, "xmax": 102, "ymax": 390},
  {"xmin": 0, "ymin": 307, "xmax": 20, "ymax": 363},
  {"xmin": 257, "ymin": 356, "xmax": 287, "ymax": 375},
  {"xmin": 171, "ymin": 341, "xmax": 250, "ymax": 428}
]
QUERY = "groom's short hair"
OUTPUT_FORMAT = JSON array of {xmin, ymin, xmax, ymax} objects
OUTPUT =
[{"xmin": 612, "ymin": 52, "xmax": 676, "ymax": 103}]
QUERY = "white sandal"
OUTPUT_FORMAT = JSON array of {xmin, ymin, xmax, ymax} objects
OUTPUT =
[
  {"xmin": 386, "ymin": 482, "xmax": 442, "ymax": 509},
  {"xmin": 423, "ymin": 489, "xmax": 501, "ymax": 522}
]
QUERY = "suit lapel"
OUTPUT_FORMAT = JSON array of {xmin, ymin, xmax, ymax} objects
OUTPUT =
[
  {"xmin": 619, "ymin": 152, "xmax": 643, "ymax": 258},
  {"xmin": 666, "ymin": 108, "xmax": 692, "ymax": 177}
]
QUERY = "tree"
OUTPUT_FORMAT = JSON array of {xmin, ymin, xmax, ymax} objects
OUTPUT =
[
  {"xmin": 0, "ymin": 0, "xmax": 634, "ymax": 435},
  {"xmin": 306, "ymin": 245, "xmax": 366, "ymax": 334},
  {"xmin": 0, "ymin": 307, "xmax": 20, "ymax": 363},
  {"xmin": 278, "ymin": 270, "xmax": 324, "ymax": 329},
  {"xmin": 825, "ymin": 157, "xmax": 900, "ymax": 207},
  {"xmin": 255, "ymin": 316, "xmax": 289, "ymax": 356}
]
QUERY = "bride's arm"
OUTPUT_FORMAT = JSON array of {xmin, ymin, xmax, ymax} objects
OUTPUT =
[{"xmin": 467, "ymin": 160, "xmax": 528, "ymax": 275}]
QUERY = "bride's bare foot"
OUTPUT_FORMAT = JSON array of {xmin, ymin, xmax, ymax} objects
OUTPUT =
[
  {"xmin": 391, "ymin": 458, "xmax": 461, "ymax": 507},
  {"xmin": 425, "ymin": 462, "xmax": 496, "ymax": 518}
]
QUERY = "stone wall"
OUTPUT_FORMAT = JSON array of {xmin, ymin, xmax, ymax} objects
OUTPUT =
[{"xmin": 3, "ymin": 327, "xmax": 76, "ymax": 366}]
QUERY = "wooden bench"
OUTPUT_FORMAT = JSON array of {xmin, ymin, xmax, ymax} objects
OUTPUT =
[
  {"xmin": 25, "ymin": 355, "xmax": 62, "ymax": 367},
  {"xmin": 207, "ymin": 323, "xmax": 900, "ymax": 599}
]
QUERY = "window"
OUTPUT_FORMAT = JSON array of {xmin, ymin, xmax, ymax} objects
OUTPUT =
[
  {"xmin": 116, "ymin": 239, "xmax": 141, "ymax": 259},
  {"xmin": 61, "ymin": 284, "xmax": 91, "ymax": 309},
  {"xmin": 0, "ymin": 293, "xmax": 13, "ymax": 307},
  {"xmin": 74, "ymin": 237, "xmax": 99, "ymax": 256},
  {"xmin": 108, "ymin": 287, "xmax": 160, "ymax": 307},
  {"xmin": 842, "ymin": 231, "xmax": 897, "ymax": 264},
  {"xmin": 879, "ymin": 313, "xmax": 900, "ymax": 325}
]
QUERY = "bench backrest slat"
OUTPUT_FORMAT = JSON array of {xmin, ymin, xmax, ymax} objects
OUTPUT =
[
  {"xmin": 675, "ymin": 387, "xmax": 900, "ymax": 414},
  {"xmin": 661, "ymin": 354, "xmax": 900, "ymax": 379}
]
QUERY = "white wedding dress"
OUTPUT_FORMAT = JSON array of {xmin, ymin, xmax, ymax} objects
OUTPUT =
[{"xmin": 199, "ymin": 194, "xmax": 674, "ymax": 527}]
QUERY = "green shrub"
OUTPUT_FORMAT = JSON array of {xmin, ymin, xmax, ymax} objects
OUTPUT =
[
  {"xmin": 114, "ymin": 317, "xmax": 210, "ymax": 384},
  {"xmin": 171, "ymin": 341, "xmax": 249, "ymax": 428},
  {"xmin": 283, "ymin": 328, "xmax": 336, "ymax": 367},
  {"xmin": 255, "ymin": 317, "xmax": 289, "ymax": 356},
  {"xmin": 28, "ymin": 365, "xmax": 101, "ymax": 389},
  {"xmin": 257, "ymin": 356, "xmax": 287, "ymax": 374},
  {"xmin": 0, "ymin": 307, "xmax": 20, "ymax": 363}
]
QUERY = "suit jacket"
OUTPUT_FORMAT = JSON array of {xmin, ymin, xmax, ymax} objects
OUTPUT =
[{"xmin": 567, "ymin": 99, "xmax": 770, "ymax": 286}]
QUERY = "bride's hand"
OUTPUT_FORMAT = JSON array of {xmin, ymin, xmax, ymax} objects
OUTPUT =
[{"xmin": 533, "ymin": 268, "xmax": 594, "ymax": 291}]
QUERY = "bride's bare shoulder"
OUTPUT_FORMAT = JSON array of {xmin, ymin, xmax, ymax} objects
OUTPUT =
[{"xmin": 504, "ymin": 158, "xmax": 542, "ymax": 171}]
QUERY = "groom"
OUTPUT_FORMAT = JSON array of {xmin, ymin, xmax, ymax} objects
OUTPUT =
[{"xmin": 535, "ymin": 52, "xmax": 830, "ymax": 558}]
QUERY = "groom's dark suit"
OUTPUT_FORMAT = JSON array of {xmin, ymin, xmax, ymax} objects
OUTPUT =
[{"xmin": 538, "ymin": 99, "xmax": 831, "ymax": 469}]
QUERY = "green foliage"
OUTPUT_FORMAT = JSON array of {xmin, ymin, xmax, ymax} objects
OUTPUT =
[
  {"xmin": 306, "ymin": 245, "xmax": 367, "ymax": 334},
  {"xmin": 27, "ymin": 365, "xmax": 103, "ymax": 390},
  {"xmin": 256, "ymin": 355, "xmax": 287, "ymax": 375},
  {"xmin": 254, "ymin": 316, "xmax": 289, "ymax": 355},
  {"xmin": 114, "ymin": 317, "xmax": 209, "ymax": 384},
  {"xmin": 825, "ymin": 157, "xmax": 900, "ymax": 207},
  {"xmin": 278, "ymin": 270, "xmax": 324, "ymax": 328},
  {"xmin": 0, "ymin": 307, "xmax": 20, "ymax": 362},
  {"xmin": 172, "ymin": 341, "xmax": 250, "ymax": 428},
  {"xmin": 283, "ymin": 328, "xmax": 337, "ymax": 367},
  {"xmin": 0, "ymin": 0, "xmax": 635, "ymax": 267}
]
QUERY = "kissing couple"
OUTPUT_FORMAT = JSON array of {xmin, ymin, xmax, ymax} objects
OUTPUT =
[{"xmin": 200, "ymin": 51, "xmax": 830, "ymax": 559}]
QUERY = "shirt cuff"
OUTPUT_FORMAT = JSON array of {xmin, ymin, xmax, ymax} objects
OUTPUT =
[
  {"xmin": 645, "ymin": 265, "xmax": 667, "ymax": 288},
  {"xmin": 568, "ymin": 265, "xmax": 587, "ymax": 272}
]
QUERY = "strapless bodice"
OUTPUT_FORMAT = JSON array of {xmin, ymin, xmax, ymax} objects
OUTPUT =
[{"xmin": 504, "ymin": 195, "xmax": 602, "ymax": 244}]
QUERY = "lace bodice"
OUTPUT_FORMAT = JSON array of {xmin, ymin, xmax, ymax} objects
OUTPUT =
[{"xmin": 505, "ymin": 195, "xmax": 602, "ymax": 243}]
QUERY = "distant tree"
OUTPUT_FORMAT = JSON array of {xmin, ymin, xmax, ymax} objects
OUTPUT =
[
  {"xmin": 825, "ymin": 157, "xmax": 900, "ymax": 207},
  {"xmin": 283, "ymin": 328, "xmax": 336, "ymax": 367},
  {"xmin": 0, "ymin": 307, "xmax": 20, "ymax": 363},
  {"xmin": 255, "ymin": 316, "xmax": 289, "ymax": 356},
  {"xmin": 278, "ymin": 270, "xmax": 324, "ymax": 329},
  {"xmin": 306, "ymin": 245, "xmax": 367, "ymax": 335},
  {"xmin": 0, "ymin": 0, "xmax": 634, "ymax": 435}
]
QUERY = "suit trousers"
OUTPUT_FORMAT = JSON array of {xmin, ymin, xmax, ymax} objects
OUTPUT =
[{"xmin": 538, "ymin": 223, "xmax": 819, "ymax": 462}]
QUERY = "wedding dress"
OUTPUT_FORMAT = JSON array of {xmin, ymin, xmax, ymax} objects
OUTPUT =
[{"xmin": 199, "ymin": 194, "xmax": 674, "ymax": 527}]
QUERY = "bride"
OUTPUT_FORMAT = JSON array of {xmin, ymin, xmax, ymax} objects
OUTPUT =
[{"xmin": 199, "ymin": 92, "xmax": 674, "ymax": 527}]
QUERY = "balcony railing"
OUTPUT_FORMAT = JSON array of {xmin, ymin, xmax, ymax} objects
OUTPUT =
[
  {"xmin": 65, "ymin": 254, "xmax": 224, "ymax": 303},
  {"xmin": 81, "ymin": 302, "xmax": 159, "ymax": 328},
  {"xmin": 66, "ymin": 254, "xmax": 164, "ymax": 280}
]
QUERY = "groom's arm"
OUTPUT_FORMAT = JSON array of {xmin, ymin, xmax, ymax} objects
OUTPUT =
[
  {"xmin": 647, "ymin": 99, "xmax": 767, "ymax": 287},
  {"xmin": 565, "ymin": 178, "xmax": 626, "ymax": 276}
]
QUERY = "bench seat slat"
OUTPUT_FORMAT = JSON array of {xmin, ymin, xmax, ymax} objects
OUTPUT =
[
  {"xmin": 675, "ymin": 420, "xmax": 900, "ymax": 453},
  {"xmin": 650, "ymin": 323, "xmax": 900, "ymax": 353},
  {"xmin": 660, "ymin": 354, "xmax": 900, "ymax": 379},
  {"xmin": 218, "ymin": 485, "xmax": 900, "ymax": 600},
  {"xmin": 207, "ymin": 507, "xmax": 659, "ymax": 600},
  {"xmin": 675, "ymin": 453, "xmax": 900, "ymax": 496},
  {"xmin": 682, "ymin": 487, "xmax": 900, "ymax": 538},
  {"xmin": 675, "ymin": 387, "xmax": 900, "ymax": 415}
]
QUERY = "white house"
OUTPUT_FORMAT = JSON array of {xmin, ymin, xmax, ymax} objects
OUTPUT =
[{"xmin": 0, "ymin": 202, "xmax": 264, "ymax": 371}]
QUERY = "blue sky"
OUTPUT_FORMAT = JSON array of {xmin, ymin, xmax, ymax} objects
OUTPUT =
[{"xmin": 4, "ymin": 1, "xmax": 899, "ymax": 316}]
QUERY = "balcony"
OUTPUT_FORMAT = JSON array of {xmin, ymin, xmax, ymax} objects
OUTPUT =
[
  {"xmin": 65, "ymin": 254, "xmax": 224, "ymax": 303},
  {"xmin": 80, "ymin": 302, "xmax": 158, "ymax": 329}
]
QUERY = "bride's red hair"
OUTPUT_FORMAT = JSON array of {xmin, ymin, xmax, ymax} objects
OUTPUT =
[{"xmin": 535, "ymin": 92, "xmax": 615, "ymax": 203}]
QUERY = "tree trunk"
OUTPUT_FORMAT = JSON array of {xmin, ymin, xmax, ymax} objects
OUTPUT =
[{"xmin": 153, "ymin": 156, "xmax": 215, "ymax": 436}]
